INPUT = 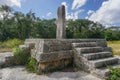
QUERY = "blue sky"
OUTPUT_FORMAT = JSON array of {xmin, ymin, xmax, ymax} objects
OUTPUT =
[
  {"xmin": 13, "ymin": 0, "xmax": 104, "ymax": 19},
  {"xmin": 0, "ymin": 0, "xmax": 120, "ymax": 26}
]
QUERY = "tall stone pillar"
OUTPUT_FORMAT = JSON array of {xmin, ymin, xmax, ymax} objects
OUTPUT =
[{"xmin": 56, "ymin": 5, "xmax": 66, "ymax": 39}]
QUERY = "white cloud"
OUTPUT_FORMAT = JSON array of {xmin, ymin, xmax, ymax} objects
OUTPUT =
[
  {"xmin": 46, "ymin": 12, "xmax": 52, "ymax": 17},
  {"xmin": 0, "ymin": 13, "xmax": 3, "ymax": 19},
  {"xmin": 61, "ymin": 2, "xmax": 84, "ymax": 20},
  {"xmin": 67, "ymin": 10, "xmax": 84, "ymax": 20},
  {"xmin": 0, "ymin": 0, "xmax": 23, "ymax": 7},
  {"xmin": 87, "ymin": 10, "xmax": 94, "ymax": 15},
  {"xmin": 72, "ymin": 0, "xmax": 87, "ymax": 10},
  {"xmin": 88, "ymin": 0, "xmax": 120, "ymax": 25}
]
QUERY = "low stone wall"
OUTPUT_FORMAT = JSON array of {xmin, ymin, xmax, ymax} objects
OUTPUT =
[
  {"xmin": 38, "ymin": 58, "xmax": 73, "ymax": 73},
  {"xmin": 24, "ymin": 39, "xmax": 108, "ymax": 73}
]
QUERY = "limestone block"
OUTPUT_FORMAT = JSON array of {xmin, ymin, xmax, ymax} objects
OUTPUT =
[
  {"xmin": 36, "ymin": 50, "xmax": 73, "ymax": 62},
  {"xmin": 83, "ymin": 51, "xmax": 113, "ymax": 60},
  {"xmin": 89, "ymin": 57, "xmax": 118, "ymax": 68},
  {"xmin": 56, "ymin": 5, "xmax": 66, "ymax": 39},
  {"xmin": 38, "ymin": 58, "xmax": 72, "ymax": 73}
]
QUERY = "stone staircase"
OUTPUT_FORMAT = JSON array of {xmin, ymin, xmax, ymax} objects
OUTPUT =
[{"xmin": 72, "ymin": 42, "xmax": 120, "ymax": 79}]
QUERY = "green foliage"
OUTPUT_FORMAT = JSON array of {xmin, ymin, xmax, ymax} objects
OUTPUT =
[
  {"xmin": 13, "ymin": 47, "xmax": 29, "ymax": 65},
  {"xmin": 13, "ymin": 47, "xmax": 37, "ymax": 72},
  {"xmin": 104, "ymin": 28, "xmax": 120, "ymax": 41},
  {"xmin": 31, "ymin": 19, "xmax": 56, "ymax": 38},
  {"xmin": 3, "ymin": 39, "xmax": 24, "ymax": 48},
  {"xmin": 1, "ymin": 5, "xmax": 120, "ymax": 41},
  {"xmin": 66, "ymin": 19, "xmax": 105, "ymax": 38},
  {"xmin": 26, "ymin": 57, "xmax": 38, "ymax": 72},
  {"xmin": 107, "ymin": 67, "xmax": 120, "ymax": 80}
]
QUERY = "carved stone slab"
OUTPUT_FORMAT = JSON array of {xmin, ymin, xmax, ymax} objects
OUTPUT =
[{"xmin": 56, "ymin": 5, "xmax": 66, "ymax": 39}]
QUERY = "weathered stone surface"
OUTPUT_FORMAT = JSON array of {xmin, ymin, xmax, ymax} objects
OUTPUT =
[
  {"xmin": 75, "ymin": 47, "xmax": 103, "ymax": 54},
  {"xmin": 91, "ymin": 64, "xmax": 120, "ymax": 79},
  {"xmin": 38, "ymin": 58, "xmax": 72, "ymax": 73},
  {"xmin": 56, "ymin": 5, "xmax": 66, "ymax": 39},
  {"xmin": 35, "ymin": 50, "xmax": 73, "ymax": 62},
  {"xmin": 29, "ymin": 39, "xmax": 108, "ymax": 63},
  {"xmin": 25, "ymin": 39, "xmax": 108, "ymax": 48},
  {"xmin": 72, "ymin": 42, "xmax": 98, "ymax": 47},
  {"xmin": 89, "ymin": 57, "xmax": 118, "ymax": 68},
  {"xmin": 83, "ymin": 51, "xmax": 113, "ymax": 60},
  {"xmin": 0, "ymin": 66, "xmax": 102, "ymax": 80},
  {"xmin": 73, "ymin": 41, "xmax": 120, "ymax": 79},
  {"xmin": 0, "ymin": 52, "xmax": 14, "ymax": 67},
  {"xmin": 24, "ymin": 38, "xmax": 119, "ymax": 79},
  {"xmin": 103, "ymin": 47, "xmax": 112, "ymax": 52}
]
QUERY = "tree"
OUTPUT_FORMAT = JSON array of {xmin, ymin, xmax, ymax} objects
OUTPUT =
[
  {"xmin": 0, "ymin": 5, "xmax": 14, "ymax": 41},
  {"xmin": 66, "ymin": 19, "xmax": 104, "ymax": 38}
]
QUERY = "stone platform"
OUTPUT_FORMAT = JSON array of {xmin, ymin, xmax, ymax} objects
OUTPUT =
[
  {"xmin": 0, "ymin": 39, "xmax": 119, "ymax": 79},
  {"xmin": 19, "ymin": 38, "xmax": 120, "ymax": 79}
]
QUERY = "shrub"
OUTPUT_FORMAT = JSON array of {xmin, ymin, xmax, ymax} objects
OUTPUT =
[
  {"xmin": 13, "ymin": 47, "xmax": 29, "ymax": 65},
  {"xmin": 26, "ymin": 57, "xmax": 38, "ymax": 72},
  {"xmin": 107, "ymin": 67, "xmax": 120, "ymax": 80},
  {"xmin": 3, "ymin": 39, "xmax": 24, "ymax": 48}
]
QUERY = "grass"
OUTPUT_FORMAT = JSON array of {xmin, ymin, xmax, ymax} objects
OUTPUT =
[
  {"xmin": 107, "ymin": 41, "xmax": 120, "ymax": 55},
  {"xmin": 106, "ymin": 67, "xmax": 120, "ymax": 80},
  {"xmin": 0, "ymin": 39, "xmax": 24, "ymax": 53},
  {"xmin": 13, "ymin": 47, "xmax": 30, "ymax": 65},
  {"xmin": 26, "ymin": 57, "xmax": 38, "ymax": 73}
]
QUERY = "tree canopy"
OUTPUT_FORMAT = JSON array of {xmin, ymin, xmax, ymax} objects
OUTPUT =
[{"xmin": 0, "ymin": 5, "xmax": 120, "ymax": 41}]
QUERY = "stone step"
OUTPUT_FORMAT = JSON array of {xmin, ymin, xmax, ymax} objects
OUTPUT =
[
  {"xmin": 0, "ymin": 52, "xmax": 14, "ymax": 59},
  {"xmin": 0, "ymin": 52, "xmax": 14, "ymax": 67},
  {"xmin": 0, "ymin": 57, "xmax": 5, "ymax": 66},
  {"xmin": 89, "ymin": 57, "xmax": 118, "ymax": 68},
  {"xmin": 82, "ymin": 51, "xmax": 113, "ymax": 60},
  {"xmin": 75, "ymin": 47, "xmax": 103, "ymax": 54},
  {"xmin": 91, "ymin": 64, "xmax": 120, "ymax": 79},
  {"xmin": 72, "ymin": 42, "xmax": 98, "ymax": 47}
]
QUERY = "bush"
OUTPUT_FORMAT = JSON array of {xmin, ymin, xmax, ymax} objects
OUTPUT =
[
  {"xmin": 13, "ymin": 47, "xmax": 29, "ymax": 65},
  {"xmin": 26, "ymin": 57, "xmax": 38, "ymax": 72},
  {"xmin": 3, "ymin": 39, "xmax": 24, "ymax": 48},
  {"xmin": 107, "ymin": 67, "xmax": 120, "ymax": 80}
]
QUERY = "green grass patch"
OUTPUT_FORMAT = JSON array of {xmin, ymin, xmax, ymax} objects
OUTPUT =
[
  {"xmin": 13, "ymin": 47, "xmax": 29, "ymax": 65},
  {"xmin": 0, "ymin": 39, "xmax": 24, "ymax": 52},
  {"xmin": 107, "ymin": 41, "xmax": 120, "ymax": 44},
  {"xmin": 26, "ymin": 57, "xmax": 38, "ymax": 73},
  {"xmin": 107, "ymin": 40, "xmax": 120, "ymax": 55},
  {"xmin": 13, "ymin": 47, "xmax": 38, "ymax": 73},
  {"xmin": 3, "ymin": 39, "xmax": 24, "ymax": 48},
  {"xmin": 107, "ymin": 67, "xmax": 120, "ymax": 80}
]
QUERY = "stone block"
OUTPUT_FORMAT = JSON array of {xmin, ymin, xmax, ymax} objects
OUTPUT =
[
  {"xmin": 89, "ymin": 57, "xmax": 118, "ymax": 68},
  {"xmin": 75, "ymin": 47, "xmax": 103, "ymax": 54},
  {"xmin": 35, "ymin": 50, "xmax": 73, "ymax": 62},
  {"xmin": 83, "ymin": 51, "xmax": 113, "ymax": 60},
  {"xmin": 38, "ymin": 58, "xmax": 72, "ymax": 73},
  {"xmin": 72, "ymin": 42, "xmax": 98, "ymax": 48}
]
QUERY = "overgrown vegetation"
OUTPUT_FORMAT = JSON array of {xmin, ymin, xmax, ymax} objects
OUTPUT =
[
  {"xmin": 107, "ymin": 41, "xmax": 120, "ymax": 55},
  {"xmin": 13, "ymin": 47, "xmax": 29, "ymax": 65},
  {"xmin": 107, "ymin": 67, "xmax": 120, "ymax": 80},
  {"xmin": 13, "ymin": 47, "xmax": 38, "ymax": 72},
  {"xmin": 0, "ymin": 39, "xmax": 23, "ymax": 52},
  {"xmin": 26, "ymin": 57, "xmax": 38, "ymax": 72},
  {"xmin": 3, "ymin": 39, "xmax": 24, "ymax": 48}
]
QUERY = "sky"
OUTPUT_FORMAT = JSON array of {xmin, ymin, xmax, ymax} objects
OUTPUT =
[{"xmin": 0, "ymin": 0, "xmax": 120, "ymax": 26}]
